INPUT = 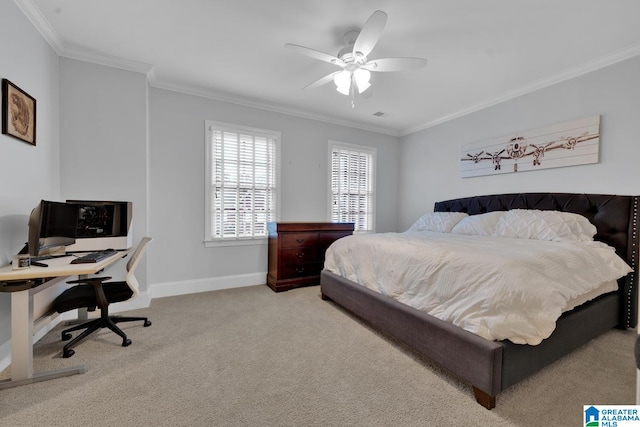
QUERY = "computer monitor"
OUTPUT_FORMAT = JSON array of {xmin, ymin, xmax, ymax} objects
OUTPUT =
[
  {"xmin": 64, "ymin": 200, "xmax": 133, "ymax": 251},
  {"xmin": 27, "ymin": 200, "xmax": 79, "ymax": 257}
]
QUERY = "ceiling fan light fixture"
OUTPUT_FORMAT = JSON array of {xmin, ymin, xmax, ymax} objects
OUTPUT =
[
  {"xmin": 287, "ymin": 10, "xmax": 427, "ymax": 104},
  {"xmin": 353, "ymin": 68, "xmax": 371, "ymax": 94},
  {"xmin": 334, "ymin": 70, "xmax": 352, "ymax": 95},
  {"xmin": 336, "ymin": 84, "xmax": 351, "ymax": 96}
]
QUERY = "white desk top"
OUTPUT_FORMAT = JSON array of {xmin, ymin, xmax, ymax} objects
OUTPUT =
[{"xmin": 0, "ymin": 249, "xmax": 132, "ymax": 282}]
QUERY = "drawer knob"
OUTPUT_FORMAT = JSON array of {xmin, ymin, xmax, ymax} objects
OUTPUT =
[
  {"xmin": 296, "ymin": 252, "xmax": 305, "ymax": 258},
  {"xmin": 296, "ymin": 238, "xmax": 305, "ymax": 243},
  {"xmin": 295, "ymin": 267, "xmax": 305, "ymax": 273}
]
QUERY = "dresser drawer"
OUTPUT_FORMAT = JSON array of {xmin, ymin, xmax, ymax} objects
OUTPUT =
[
  {"xmin": 279, "ymin": 262, "xmax": 323, "ymax": 279},
  {"xmin": 281, "ymin": 232, "xmax": 319, "ymax": 248},
  {"xmin": 280, "ymin": 248, "xmax": 321, "ymax": 263}
]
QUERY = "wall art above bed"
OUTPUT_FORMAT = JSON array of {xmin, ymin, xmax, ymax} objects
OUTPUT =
[{"xmin": 460, "ymin": 115, "xmax": 600, "ymax": 178}]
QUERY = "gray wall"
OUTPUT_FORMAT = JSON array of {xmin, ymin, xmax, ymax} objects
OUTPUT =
[
  {"xmin": 52, "ymin": 60, "xmax": 400, "ymax": 299},
  {"xmin": 149, "ymin": 88, "xmax": 400, "ymax": 290},
  {"xmin": 399, "ymin": 56, "xmax": 640, "ymax": 230},
  {"xmin": 0, "ymin": 1, "xmax": 60, "ymax": 359},
  {"xmin": 59, "ymin": 58, "xmax": 150, "ymax": 289}
]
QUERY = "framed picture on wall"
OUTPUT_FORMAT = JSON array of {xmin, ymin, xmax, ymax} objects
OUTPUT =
[{"xmin": 2, "ymin": 79, "xmax": 36, "ymax": 146}]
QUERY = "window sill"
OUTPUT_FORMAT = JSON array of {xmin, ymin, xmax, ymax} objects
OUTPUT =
[{"xmin": 204, "ymin": 238, "xmax": 267, "ymax": 248}]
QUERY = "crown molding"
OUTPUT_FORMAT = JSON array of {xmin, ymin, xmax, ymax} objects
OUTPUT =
[
  {"xmin": 61, "ymin": 44, "xmax": 154, "ymax": 75},
  {"xmin": 15, "ymin": 0, "xmax": 153, "ymax": 75},
  {"xmin": 14, "ymin": 0, "xmax": 64, "ymax": 54},
  {"xmin": 147, "ymin": 76, "xmax": 402, "ymax": 137},
  {"xmin": 402, "ymin": 44, "xmax": 640, "ymax": 136},
  {"xmin": 16, "ymin": 0, "xmax": 639, "ymax": 139},
  {"xmin": 16, "ymin": 0, "xmax": 398, "ymax": 137}
]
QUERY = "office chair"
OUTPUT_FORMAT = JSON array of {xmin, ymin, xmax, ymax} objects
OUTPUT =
[{"xmin": 53, "ymin": 237, "xmax": 153, "ymax": 358}]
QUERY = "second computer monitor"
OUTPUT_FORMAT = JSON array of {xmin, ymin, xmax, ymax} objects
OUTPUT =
[{"xmin": 27, "ymin": 200, "xmax": 79, "ymax": 257}]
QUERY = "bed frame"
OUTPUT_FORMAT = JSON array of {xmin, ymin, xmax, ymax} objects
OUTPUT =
[{"xmin": 320, "ymin": 192, "xmax": 638, "ymax": 409}]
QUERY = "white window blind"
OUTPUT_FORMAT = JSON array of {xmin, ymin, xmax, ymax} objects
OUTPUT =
[
  {"xmin": 205, "ymin": 122, "xmax": 278, "ymax": 242},
  {"xmin": 329, "ymin": 142, "xmax": 375, "ymax": 232}
]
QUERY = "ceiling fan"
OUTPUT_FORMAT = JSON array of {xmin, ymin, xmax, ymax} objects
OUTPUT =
[{"xmin": 285, "ymin": 10, "xmax": 427, "ymax": 104}]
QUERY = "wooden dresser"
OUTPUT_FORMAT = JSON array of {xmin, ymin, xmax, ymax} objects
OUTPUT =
[{"xmin": 267, "ymin": 222, "xmax": 354, "ymax": 292}]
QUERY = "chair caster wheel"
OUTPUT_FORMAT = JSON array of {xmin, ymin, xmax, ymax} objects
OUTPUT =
[
  {"xmin": 122, "ymin": 338, "xmax": 132, "ymax": 347},
  {"xmin": 62, "ymin": 332, "xmax": 72, "ymax": 341},
  {"xmin": 63, "ymin": 349, "xmax": 75, "ymax": 358},
  {"xmin": 143, "ymin": 320, "xmax": 152, "ymax": 327}
]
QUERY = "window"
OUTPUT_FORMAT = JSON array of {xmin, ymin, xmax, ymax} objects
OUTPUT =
[
  {"xmin": 205, "ymin": 121, "xmax": 279, "ymax": 245},
  {"xmin": 329, "ymin": 141, "xmax": 376, "ymax": 232}
]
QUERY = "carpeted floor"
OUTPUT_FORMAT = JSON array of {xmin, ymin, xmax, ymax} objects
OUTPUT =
[{"xmin": 0, "ymin": 284, "xmax": 636, "ymax": 426}]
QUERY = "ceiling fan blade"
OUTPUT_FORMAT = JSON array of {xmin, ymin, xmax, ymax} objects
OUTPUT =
[
  {"xmin": 285, "ymin": 43, "xmax": 345, "ymax": 66},
  {"xmin": 352, "ymin": 10, "xmax": 387, "ymax": 57},
  {"xmin": 363, "ymin": 57, "xmax": 427, "ymax": 72},
  {"xmin": 304, "ymin": 71, "xmax": 341, "ymax": 90}
]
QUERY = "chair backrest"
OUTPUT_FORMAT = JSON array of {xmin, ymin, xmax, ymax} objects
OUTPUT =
[{"xmin": 125, "ymin": 237, "xmax": 152, "ymax": 298}]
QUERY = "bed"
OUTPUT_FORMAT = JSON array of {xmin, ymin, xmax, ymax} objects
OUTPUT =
[{"xmin": 319, "ymin": 192, "xmax": 638, "ymax": 409}]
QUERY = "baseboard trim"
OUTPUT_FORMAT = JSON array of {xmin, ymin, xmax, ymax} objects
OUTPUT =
[
  {"xmin": 0, "ymin": 340, "xmax": 11, "ymax": 374},
  {"xmin": 149, "ymin": 272, "xmax": 266, "ymax": 299}
]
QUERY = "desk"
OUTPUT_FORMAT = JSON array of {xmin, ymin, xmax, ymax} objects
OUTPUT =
[{"xmin": 0, "ymin": 249, "xmax": 131, "ymax": 390}]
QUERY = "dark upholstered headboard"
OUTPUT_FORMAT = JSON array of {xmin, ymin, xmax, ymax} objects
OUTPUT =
[{"xmin": 434, "ymin": 193, "xmax": 639, "ymax": 328}]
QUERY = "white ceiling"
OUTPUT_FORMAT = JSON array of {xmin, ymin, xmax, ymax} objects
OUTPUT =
[{"xmin": 19, "ymin": 0, "xmax": 640, "ymax": 136}]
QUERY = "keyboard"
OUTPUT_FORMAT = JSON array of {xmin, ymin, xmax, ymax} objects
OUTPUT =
[{"xmin": 70, "ymin": 249, "xmax": 118, "ymax": 264}]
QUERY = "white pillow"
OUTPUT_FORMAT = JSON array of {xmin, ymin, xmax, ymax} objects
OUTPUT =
[
  {"xmin": 408, "ymin": 212, "xmax": 468, "ymax": 233},
  {"xmin": 451, "ymin": 211, "xmax": 505, "ymax": 236},
  {"xmin": 494, "ymin": 209, "xmax": 596, "ymax": 242}
]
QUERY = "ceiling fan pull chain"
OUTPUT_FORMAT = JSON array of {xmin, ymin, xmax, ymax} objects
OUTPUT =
[{"xmin": 350, "ymin": 77, "xmax": 356, "ymax": 109}]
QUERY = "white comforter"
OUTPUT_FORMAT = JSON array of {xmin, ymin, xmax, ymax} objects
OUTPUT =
[{"xmin": 324, "ymin": 231, "xmax": 632, "ymax": 345}]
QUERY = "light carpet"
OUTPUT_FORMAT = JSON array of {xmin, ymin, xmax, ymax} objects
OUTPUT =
[{"xmin": 0, "ymin": 285, "xmax": 636, "ymax": 426}]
